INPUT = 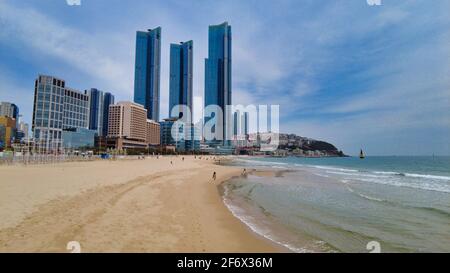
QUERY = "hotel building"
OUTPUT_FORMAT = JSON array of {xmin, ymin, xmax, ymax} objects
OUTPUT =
[{"xmin": 107, "ymin": 101, "xmax": 159, "ymax": 150}]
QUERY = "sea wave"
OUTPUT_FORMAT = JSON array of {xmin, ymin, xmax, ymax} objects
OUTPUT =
[
  {"xmin": 345, "ymin": 185, "xmax": 385, "ymax": 203},
  {"xmin": 236, "ymin": 158, "xmax": 289, "ymax": 167},
  {"xmin": 312, "ymin": 165, "xmax": 359, "ymax": 173},
  {"xmin": 357, "ymin": 177, "xmax": 450, "ymax": 193},
  {"xmin": 235, "ymin": 158, "xmax": 450, "ymax": 193},
  {"xmin": 309, "ymin": 167, "xmax": 450, "ymax": 193},
  {"xmin": 403, "ymin": 173, "xmax": 450, "ymax": 181}
]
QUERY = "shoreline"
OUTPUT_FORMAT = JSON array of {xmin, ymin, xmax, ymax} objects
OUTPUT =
[
  {"xmin": 0, "ymin": 156, "xmax": 282, "ymax": 253},
  {"xmin": 218, "ymin": 168, "xmax": 329, "ymax": 253}
]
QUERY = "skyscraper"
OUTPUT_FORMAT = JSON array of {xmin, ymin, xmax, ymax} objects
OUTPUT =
[
  {"xmin": 169, "ymin": 40, "xmax": 193, "ymax": 122},
  {"xmin": 134, "ymin": 27, "xmax": 161, "ymax": 121},
  {"xmin": 85, "ymin": 88, "xmax": 115, "ymax": 137},
  {"xmin": 204, "ymin": 22, "xmax": 232, "ymax": 146}
]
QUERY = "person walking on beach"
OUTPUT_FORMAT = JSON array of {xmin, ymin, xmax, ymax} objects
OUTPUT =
[
  {"xmin": 212, "ymin": 171, "xmax": 217, "ymax": 181},
  {"xmin": 170, "ymin": 161, "xmax": 173, "ymax": 165},
  {"xmin": 242, "ymin": 168, "xmax": 246, "ymax": 175}
]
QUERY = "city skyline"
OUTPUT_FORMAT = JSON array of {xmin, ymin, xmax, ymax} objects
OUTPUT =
[{"xmin": 0, "ymin": 0, "xmax": 449, "ymax": 155}]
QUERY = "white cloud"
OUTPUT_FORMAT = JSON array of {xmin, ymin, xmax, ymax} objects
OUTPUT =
[{"xmin": 0, "ymin": 1, "xmax": 134, "ymax": 95}]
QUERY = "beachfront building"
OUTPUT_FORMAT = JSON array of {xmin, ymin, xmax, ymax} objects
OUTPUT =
[
  {"xmin": 85, "ymin": 88, "xmax": 115, "ymax": 137},
  {"xmin": 107, "ymin": 101, "xmax": 148, "ymax": 150},
  {"xmin": 32, "ymin": 75, "xmax": 96, "ymax": 153},
  {"xmin": 204, "ymin": 22, "xmax": 232, "ymax": 147},
  {"xmin": 146, "ymin": 119, "xmax": 160, "ymax": 147},
  {"xmin": 169, "ymin": 40, "xmax": 193, "ymax": 121},
  {"xmin": 0, "ymin": 116, "xmax": 16, "ymax": 150},
  {"xmin": 134, "ymin": 27, "xmax": 161, "ymax": 121}
]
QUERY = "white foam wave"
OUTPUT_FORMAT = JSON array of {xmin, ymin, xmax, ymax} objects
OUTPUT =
[
  {"xmin": 403, "ymin": 173, "xmax": 450, "ymax": 181},
  {"xmin": 312, "ymin": 165, "xmax": 359, "ymax": 173},
  {"xmin": 345, "ymin": 186, "xmax": 385, "ymax": 202},
  {"xmin": 357, "ymin": 177, "xmax": 450, "ymax": 193}
]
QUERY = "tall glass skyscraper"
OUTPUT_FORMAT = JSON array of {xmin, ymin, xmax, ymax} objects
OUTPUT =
[
  {"xmin": 204, "ymin": 22, "xmax": 232, "ymax": 146},
  {"xmin": 85, "ymin": 88, "xmax": 115, "ymax": 137},
  {"xmin": 134, "ymin": 27, "xmax": 161, "ymax": 121},
  {"xmin": 169, "ymin": 40, "xmax": 193, "ymax": 122}
]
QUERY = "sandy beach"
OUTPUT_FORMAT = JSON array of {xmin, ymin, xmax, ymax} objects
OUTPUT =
[{"xmin": 0, "ymin": 156, "xmax": 281, "ymax": 253}]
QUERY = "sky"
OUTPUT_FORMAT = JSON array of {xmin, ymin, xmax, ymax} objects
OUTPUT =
[{"xmin": 0, "ymin": 0, "xmax": 449, "ymax": 156}]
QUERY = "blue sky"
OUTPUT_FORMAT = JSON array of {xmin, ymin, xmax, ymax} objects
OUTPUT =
[{"xmin": 0, "ymin": 0, "xmax": 449, "ymax": 155}]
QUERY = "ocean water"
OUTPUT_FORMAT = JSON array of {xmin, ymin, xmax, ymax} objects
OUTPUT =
[{"xmin": 222, "ymin": 156, "xmax": 450, "ymax": 253}]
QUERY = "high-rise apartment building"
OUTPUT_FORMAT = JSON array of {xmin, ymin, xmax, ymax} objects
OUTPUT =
[
  {"xmin": 169, "ymin": 40, "xmax": 193, "ymax": 121},
  {"xmin": 134, "ymin": 27, "xmax": 161, "ymax": 121},
  {"xmin": 204, "ymin": 22, "xmax": 232, "ymax": 146}
]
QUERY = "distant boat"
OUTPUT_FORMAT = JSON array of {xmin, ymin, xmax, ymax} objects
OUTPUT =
[{"xmin": 360, "ymin": 149, "xmax": 365, "ymax": 159}]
